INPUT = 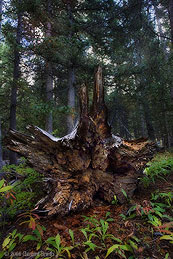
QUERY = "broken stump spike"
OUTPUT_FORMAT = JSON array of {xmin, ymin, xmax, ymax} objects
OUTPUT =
[
  {"xmin": 93, "ymin": 66, "xmax": 104, "ymax": 110},
  {"xmin": 79, "ymin": 84, "xmax": 88, "ymax": 117},
  {"xmin": 90, "ymin": 66, "xmax": 111, "ymax": 138}
]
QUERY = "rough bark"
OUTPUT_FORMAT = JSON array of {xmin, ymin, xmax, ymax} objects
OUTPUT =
[
  {"xmin": 142, "ymin": 101, "xmax": 155, "ymax": 141},
  {"xmin": 139, "ymin": 104, "xmax": 146, "ymax": 138},
  {"xmin": 66, "ymin": 2, "xmax": 76, "ymax": 134},
  {"xmin": 45, "ymin": 62, "xmax": 53, "ymax": 134},
  {"xmin": 0, "ymin": 118, "xmax": 4, "ymax": 169},
  {"xmin": 0, "ymin": 0, "xmax": 2, "ymax": 39},
  {"xmin": 45, "ymin": 0, "xmax": 53, "ymax": 134},
  {"xmin": 5, "ymin": 67, "xmax": 157, "ymax": 217},
  {"xmin": 9, "ymin": 7, "xmax": 22, "ymax": 165},
  {"xmin": 168, "ymin": 0, "xmax": 173, "ymax": 116},
  {"xmin": 169, "ymin": 0, "xmax": 173, "ymax": 44},
  {"xmin": 67, "ymin": 66, "xmax": 75, "ymax": 133}
]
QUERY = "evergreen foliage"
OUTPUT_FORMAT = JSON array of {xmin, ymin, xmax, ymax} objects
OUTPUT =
[{"xmin": 0, "ymin": 0, "xmax": 173, "ymax": 157}]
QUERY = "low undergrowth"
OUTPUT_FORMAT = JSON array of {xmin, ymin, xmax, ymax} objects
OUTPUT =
[
  {"xmin": 141, "ymin": 151, "xmax": 173, "ymax": 187},
  {"xmin": 0, "ymin": 160, "xmax": 44, "ymax": 227},
  {"xmin": 0, "ymin": 152, "xmax": 173, "ymax": 258},
  {"xmin": 0, "ymin": 190, "xmax": 172, "ymax": 259}
]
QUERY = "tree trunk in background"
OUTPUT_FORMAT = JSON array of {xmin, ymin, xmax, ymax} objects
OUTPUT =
[
  {"xmin": 0, "ymin": 0, "xmax": 2, "ymax": 39},
  {"xmin": 169, "ymin": 0, "xmax": 173, "ymax": 44},
  {"xmin": 135, "ymin": 39, "xmax": 155, "ymax": 141},
  {"xmin": 9, "ymin": 8, "xmax": 22, "ymax": 165},
  {"xmin": 0, "ymin": 2, "xmax": 3, "ymax": 167},
  {"xmin": 5, "ymin": 67, "xmax": 158, "ymax": 217},
  {"xmin": 66, "ymin": 2, "xmax": 76, "ymax": 134},
  {"xmin": 142, "ymin": 101, "xmax": 155, "ymax": 141},
  {"xmin": 45, "ymin": 62, "xmax": 53, "ymax": 133},
  {"xmin": 161, "ymin": 106, "xmax": 169, "ymax": 148},
  {"xmin": 168, "ymin": 0, "xmax": 173, "ymax": 107},
  {"xmin": 140, "ymin": 104, "xmax": 146, "ymax": 138},
  {"xmin": 45, "ymin": 0, "xmax": 53, "ymax": 134},
  {"xmin": 154, "ymin": 0, "xmax": 173, "ymax": 147},
  {"xmin": 171, "ymin": 87, "xmax": 173, "ymax": 100},
  {"xmin": 67, "ymin": 66, "xmax": 75, "ymax": 133},
  {"xmin": 168, "ymin": 0, "xmax": 173, "ymax": 146},
  {"xmin": 0, "ymin": 118, "xmax": 4, "ymax": 169},
  {"xmin": 153, "ymin": 1, "xmax": 167, "ymax": 47}
]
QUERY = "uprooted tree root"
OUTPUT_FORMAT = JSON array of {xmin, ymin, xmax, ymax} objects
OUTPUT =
[{"xmin": 5, "ymin": 67, "xmax": 158, "ymax": 217}]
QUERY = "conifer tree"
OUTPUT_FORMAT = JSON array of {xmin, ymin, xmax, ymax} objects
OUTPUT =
[{"xmin": 9, "ymin": 0, "xmax": 22, "ymax": 164}]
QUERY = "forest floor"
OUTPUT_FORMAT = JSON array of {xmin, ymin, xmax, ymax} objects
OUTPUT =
[{"xmin": 2, "ymin": 171, "xmax": 173, "ymax": 259}]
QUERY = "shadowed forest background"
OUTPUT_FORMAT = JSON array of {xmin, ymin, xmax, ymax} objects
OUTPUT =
[{"xmin": 0, "ymin": 0, "xmax": 173, "ymax": 167}]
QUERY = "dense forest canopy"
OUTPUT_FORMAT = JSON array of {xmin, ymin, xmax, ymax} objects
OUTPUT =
[{"xmin": 0, "ymin": 0, "xmax": 173, "ymax": 165}]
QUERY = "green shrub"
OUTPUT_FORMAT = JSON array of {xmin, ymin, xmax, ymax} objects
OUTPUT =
[
  {"xmin": 1, "ymin": 192, "xmax": 36, "ymax": 219},
  {"xmin": 141, "ymin": 152, "xmax": 173, "ymax": 187},
  {"xmin": 0, "ymin": 160, "xmax": 44, "ymax": 222}
]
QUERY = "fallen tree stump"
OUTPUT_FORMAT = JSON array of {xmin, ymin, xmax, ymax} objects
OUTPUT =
[{"xmin": 5, "ymin": 67, "xmax": 157, "ymax": 216}]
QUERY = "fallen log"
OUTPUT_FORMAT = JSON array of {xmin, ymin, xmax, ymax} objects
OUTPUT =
[{"xmin": 5, "ymin": 67, "xmax": 157, "ymax": 216}]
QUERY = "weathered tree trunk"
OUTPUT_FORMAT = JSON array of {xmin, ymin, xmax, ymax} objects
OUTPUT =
[
  {"xmin": 168, "ymin": 0, "xmax": 173, "ymax": 44},
  {"xmin": 142, "ymin": 101, "xmax": 155, "ymax": 141},
  {"xmin": 66, "ymin": 2, "xmax": 76, "ymax": 134},
  {"xmin": 5, "ymin": 67, "xmax": 157, "ymax": 217},
  {"xmin": 168, "ymin": 0, "xmax": 173, "ymax": 147},
  {"xmin": 45, "ymin": 62, "xmax": 53, "ymax": 134},
  {"xmin": 9, "ymin": 6, "xmax": 22, "ymax": 165},
  {"xmin": 67, "ymin": 66, "xmax": 75, "ymax": 133},
  {"xmin": 45, "ymin": 0, "xmax": 53, "ymax": 134},
  {"xmin": 0, "ymin": 118, "xmax": 4, "ymax": 169},
  {"xmin": 0, "ymin": 0, "xmax": 2, "ymax": 39},
  {"xmin": 139, "ymin": 104, "xmax": 146, "ymax": 138}
]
